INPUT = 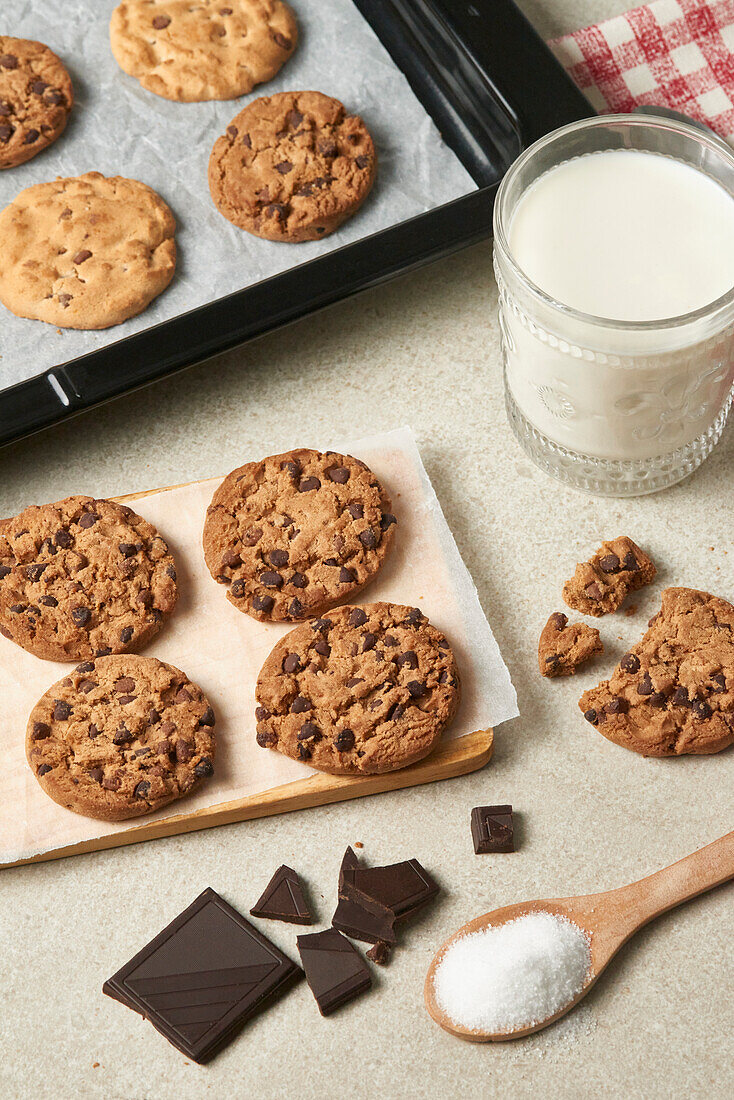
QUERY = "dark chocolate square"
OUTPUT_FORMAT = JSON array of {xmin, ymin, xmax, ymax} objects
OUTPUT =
[
  {"xmin": 103, "ymin": 888, "xmax": 301, "ymax": 1062},
  {"xmin": 471, "ymin": 805, "xmax": 515, "ymax": 853},
  {"xmin": 297, "ymin": 927, "xmax": 372, "ymax": 1016}
]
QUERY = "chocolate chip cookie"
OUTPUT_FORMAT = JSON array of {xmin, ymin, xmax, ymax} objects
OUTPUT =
[
  {"xmin": 110, "ymin": 0, "xmax": 297, "ymax": 102},
  {"xmin": 563, "ymin": 536, "xmax": 656, "ymax": 617},
  {"xmin": 0, "ymin": 172, "xmax": 176, "ymax": 329},
  {"xmin": 203, "ymin": 449, "xmax": 395, "ymax": 623},
  {"xmin": 579, "ymin": 587, "xmax": 734, "ymax": 756},
  {"xmin": 208, "ymin": 90, "xmax": 377, "ymax": 242},
  {"xmin": 0, "ymin": 37, "xmax": 74, "ymax": 169},
  {"xmin": 0, "ymin": 496, "xmax": 178, "ymax": 662},
  {"xmin": 26, "ymin": 655, "xmax": 215, "ymax": 821},
  {"xmin": 538, "ymin": 612, "xmax": 602, "ymax": 677},
  {"xmin": 255, "ymin": 602, "xmax": 460, "ymax": 775}
]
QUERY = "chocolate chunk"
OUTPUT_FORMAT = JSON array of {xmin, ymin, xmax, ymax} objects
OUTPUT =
[
  {"xmin": 599, "ymin": 553, "xmax": 621, "ymax": 573},
  {"xmin": 268, "ymin": 549, "xmax": 289, "ymax": 568},
  {"xmin": 31, "ymin": 722, "xmax": 51, "ymax": 740},
  {"xmin": 0, "ymin": 54, "xmax": 19, "ymax": 70},
  {"xmin": 338, "ymin": 567, "xmax": 355, "ymax": 584},
  {"xmin": 37, "ymin": 764, "xmax": 52, "ymax": 776},
  {"xmin": 152, "ymin": 15, "xmax": 171, "ymax": 29},
  {"xmin": 289, "ymin": 572, "xmax": 307, "ymax": 588},
  {"xmin": 298, "ymin": 477, "xmax": 321, "ymax": 493},
  {"xmin": 407, "ymin": 681, "xmax": 426, "ymax": 698},
  {"xmin": 275, "ymin": 160, "xmax": 292, "ymax": 174},
  {"xmin": 290, "ymin": 695, "xmax": 311, "ymax": 714},
  {"xmin": 692, "ymin": 698, "xmax": 712, "ymax": 720},
  {"xmin": 297, "ymin": 928, "xmax": 372, "ymax": 1016},
  {"xmin": 347, "ymin": 608, "xmax": 367, "ymax": 627},
  {"xmin": 193, "ymin": 758, "xmax": 214, "ymax": 778},
  {"xmin": 326, "ymin": 467, "xmax": 350, "ymax": 483},
  {"xmin": 283, "ymin": 653, "xmax": 301, "ymax": 673},
  {"xmin": 252, "ymin": 594, "xmax": 274, "ymax": 613},
  {"xmin": 366, "ymin": 941, "xmax": 392, "ymax": 966},
  {"xmin": 298, "ymin": 721, "xmax": 320, "ymax": 740},
  {"xmin": 134, "ymin": 781, "xmax": 150, "ymax": 799},
  {"xmin": 348, "ymin": 503, "xmax": 364, "ymax": 520},
  {"xmin": 73, "ymin": 250, "xmax": 92, "ymax": 265},
  {"xmin": 331, "ymin": 895, "xmax": 396, "ymax": 945},
  {"xmin": 115, "ymin": 677, "xmax": 136, "ymax": 693},
  {"xmin": 55, "ymin": 529, "xmax": 73, "ymax": 548},
  {"xmin": 358, "ymin": 528, "xmax": 378, "ymax": 550},
  {"xmin": 53, "ymin": 700, "xmax": 72, "ymax": 721},
  {"xmin": 314, "ymin": 639, "xmax": 331, "ymax": 657},
  {"xmin": 71, "ymin": 606, "xmax": 91, "ymax": 627},
  {"xmin": 78, "ymin": 512, "xmax": 98, "ymax": 529},
  {"xmin": 259, "ymin": 571, "xmax": 283, "ymax": 589},
  {"xmin": 620, "ymin": 652, "xmax": 640, "ymax": 673},
  {"xmin": 637, "ymin": 674, "xmax": 654, "ymax": 696},
  {"xmin": 119, "ymin": 626, "xmax": 134, "ymax": 644},
  {"xmin": 199, "ymin": 706, "xmax": 215, "ymax": 727},
  {"xmin": 113, "ymin": 724, "xmax": 133, "ymax": 745},
  {"xmin": 340, "ymin": 858, "xmax": 439, "ymax": 921},
  {"xmin": 335, "ymin": 729, "xmax": 355, "ymax": 752},
  {"xmin": 362, "ymin": 632, "xmax": 377, "ymax": 652},
  {"xmin": 585, "ymin": 583, "xmax": 604, "ymax": 600},
  {"xmin": 250, "ymin": 865, "xmax": 313, "ymax": 925},
  {"xmin": 380, "ymin": 513, "xmax": 397, "ymax": 531},
  {"xmin": 606, "ymin": 696, "xmax": 629, "ymax": 714},
  {"xmin": 386, "ymin": 702, "xmax": 404, "ymax": 721},
  {"xmin": 103, "ymin": 888, "xmax": 302, "ymax": 1063},
  {"xmin": 471, "ymin": 805, "xmax": 515, "ymax": 853}
]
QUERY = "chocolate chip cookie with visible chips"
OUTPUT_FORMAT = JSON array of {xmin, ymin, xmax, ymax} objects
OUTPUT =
[
  {"xmin": 255, "ymin": 602, "xmax": 460, "ymax": 774},
  {"xmin": 26, "ymin": 655, "xmax": 215, "ymax": 821},
  {"xmin": 203, "ymin": 449, "xmax": 396, "ymax": 622},
  {"xmin": 209, "ymin": 90, "xmax": 377, "ymax": 242},
  {"xmin": 579, "ymin": 587, "xmax": 734, "ymax": 756},
  {"xmin": 563, "ymin": 536, "xmax": 656, "ymax": 617},
  {"xmin": 0, "ymin": 496, "xmax": 178, "ymax": 662},
  {"xmin": 0, "ymin": 36, "xmax": 73, "ymax": 169}
]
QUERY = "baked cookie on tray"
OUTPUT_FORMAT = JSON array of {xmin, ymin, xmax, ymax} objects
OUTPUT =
[
  {"xmin": 538, "ymin": 611, "xmax": 602, "ymax": 677},
  {"xmin": 563, "ymin": 535, "xmax": 656, "ymax": 617},
  {"xmin": 0, "ymin": 36, "xmax": 74, "ymax": 169},
  {"xmin": 203, "ymin": 449, "xmax": 396, "ymax": 622},
  {"xmin": 110, "ymin": 0, "xmax": 297, "ymax": 102},
  {"xmin": 208, "ymin": 90, "xmax": 377, "ymax": 241},
  {"xmin": 26, "ymin": 655, "xmax": 215, "ymax": 821},
  {"xmin": 255, "ymin": 602, "xmax": 460, "ymax": 774},
  {"xmin": 579, "ymin": 587, "xmax": 734, "ymax": 756},
  {"xmin": 0, "ymin": 172, "xmax": 176, "ymax": 329},
  {"xmin": 0, "ymin": 496, "xmax": 178, "ymax": 662}
]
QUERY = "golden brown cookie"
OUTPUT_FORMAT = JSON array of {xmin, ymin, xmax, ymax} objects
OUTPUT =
[
  {"xmin": 563, "ymin": 536, "xmax": 656, "ymax": 617},
  {"xmin": 208, "ymin": 90, "xmax": 377, "ymax": 242},
  {"xmin": 0, "ymin": 172, "xmax": 176, "ymax": 329},
  {"xmin": 26, "ymin": 655, "xmax": 215, "ymax": 821},
  {"xmin": 203, "ymin": 449, "xmax": 396, "ymax": 622},
  {"xmin": 110, "ymin": 0, "xmax": 297, "ymax": 102},
  {"xmin": 0, "ymin": 496, "xmax": 178, "ymax": 662},
  {"xmin": 538, "ymin": 611, "xmax": 602, "ymax": 677},
  {"xmin": 579, "ymin": 587, "xmax": 734, "ymax": 756},
  {"xmin": 255, "ymin": 603, "xmax": 460, "ymax": 775},
  {"xmin": 0, "ymin": 37, "xmax": 73, "ymax": 169}
]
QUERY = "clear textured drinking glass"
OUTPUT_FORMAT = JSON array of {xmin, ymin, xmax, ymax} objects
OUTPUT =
[{"xmin": 493, "ymin": 114, "xmax": 734, "ymax": 496}]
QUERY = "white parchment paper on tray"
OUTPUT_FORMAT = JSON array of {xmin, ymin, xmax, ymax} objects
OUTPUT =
[
  {"xmin": 0, "ymin": 0, "xmax": 476, "ymax": 390},
  {"xmin": 0, "ymin": 428, "xmax": 517, "ymax": 865}
]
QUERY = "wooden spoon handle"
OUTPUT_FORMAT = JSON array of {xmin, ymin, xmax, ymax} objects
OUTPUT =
[{"xmin": 612, "ymin": 830, "xmax": 734, "ymax": 930}]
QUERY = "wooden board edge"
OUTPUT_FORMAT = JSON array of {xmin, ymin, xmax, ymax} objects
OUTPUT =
[{"xmin": 1, "ymin": 729, "xmax": 492, "ymax": 870}]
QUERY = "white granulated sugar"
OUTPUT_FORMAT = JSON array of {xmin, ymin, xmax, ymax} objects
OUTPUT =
[{"xmin": 433, "ymin": 911, "xmax": 592, "ymax": 1033}]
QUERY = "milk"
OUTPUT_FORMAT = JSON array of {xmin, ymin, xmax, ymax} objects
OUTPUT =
[{"xmin": 495, "ymin": 145, "xmax": 734, "ymax": 470}]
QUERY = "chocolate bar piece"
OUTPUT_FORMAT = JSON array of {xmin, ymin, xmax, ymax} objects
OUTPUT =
[
  {"xmin": 340, "ymin": 858, "xmax": 439, "ymax": 920},
  {"xmin": 297, "ymin": 927, "xmax": 372, "ymax": 1016},
  {"xmin": 366, "ymin": 941, "xmax": 392, "ymax": 966},
  {"xmin": 332, "ymin": 895, "xmax": 397, "ymax": 944},
  {"xmin": 103, "ymin": 888, "xmax": 302, "ymax": 1063},
  {"xmin": 471, "ymin": 804, "xmax": 515, "ymax": 853},
  {"xmin": 250, "ymin": 865, "xmax": 313, "ymax": 925}
]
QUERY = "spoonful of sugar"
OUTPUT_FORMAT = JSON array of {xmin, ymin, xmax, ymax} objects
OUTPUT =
[{"xmin": 425, "ymin": 830, "xmax": 733, "ymax": 1041}]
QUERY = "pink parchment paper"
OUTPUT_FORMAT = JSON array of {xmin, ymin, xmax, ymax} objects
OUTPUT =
[{"xmin": 0, "ymin": 428, "xmax": 517, "ymax": 865}]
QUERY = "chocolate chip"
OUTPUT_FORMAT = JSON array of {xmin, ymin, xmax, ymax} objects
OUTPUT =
[
  {"xmin": 297, "ymin": 742, "xmax": 312, "ymax": 760},
  {"xmin": 298, "ymin": 477, "xmax": 321, "ymax": 492},
  {"xmin": 113, "ymin": 725, "xmax": 133, "ymax": 745},
  {"xmin": 692, "ymin": 698, "xmax": 712, "ymax": 720},
  {"xmin": 273, "ymin": 32, "xmax": 292, "ymax": 49},
  {"xmin": 157, "ymin": 740, "xmax": 172, "ymax": 755},
  {"xmin": 286, "ymin": 108, "xmax": 303, "ymax": 127},
  {"xmin": 599, "ymin": 553, "xmax": 620, "ymax": 573},
  {"xmin": 199, "ymin": 706, "xmax": 215, "ymax": 727},
  {"xmin": 260, "ymin": 570, "xmax": 284, "ymax": 588},
  {"xmin": 32, "ymin": 722, "xmax": 51, "ymax": 740},
  {"xmin": 134, "ymin": 781, "xmax": 151, "ymax": 799},
  {"xmin": 672, "ymin": 687, "xmax": 691, "ymax": 707},
  {"xmin": 230, "ymin": 580, "xmax": 247, "ymax": 598},
  {"xmin": 650, "ymin": 692, "xmax": 668, "ymax": 708},
  {"xmin": 397, "ymin": 651, "xmax": 418, "ymax": 669},
  {"xmin": 335, "ymin": 729, "xmax": 355, "ymax": 751},
  {"xmin": 194, "ymin": 758, "xmax": 214, "ymax": 778},
  {"xmin": 550, "ymin": 612, "xmax": 568, "ymax": 630},
  {"xmin": 226, "ymin": 124, "xmax": 238, "ymax": 138},
  {"xmin": 327, "ymin": 466, "xmax": 350, "ymax": 484},
  {"xmin": 355, "ymin": 155, "xmax": 370, "ymax": 169},
  {"xmin": 275, "ymin": 160, "xmax": 293, "ymax": 174},
  {"xmin": 404, "ymin": 607, "xmax": 423, "ymax": 624},
  {"xmin": 89, "ymin": 767, "xmax": 104, "ymax": 783},
  {"xmin": 78, "ymin": 512, "xmax": 98, "ymax": 529},
  {"xmin": 348, "ymin": 503, "xmax": 364, "ymax": 520},
  {"xmin": 55, "ymin": 529, "xmax": 72, "ymax": 548},
  {"xmin": 339, "ymin": 567, "xmax": 355, "ymax": 584},
  {"xmin": 120, "ymin": 626, "xmax": 134, "ymax": 644},
  {"xmin": 73, "ymin": 250, "xmax": 92, "ymax": 265},
  {"xmin": 264, "ymin": 549, "xmax": 288, "ymax": 569},
  {"xmin": 290, "ymin": 695, "xmax": 311, "ymax": 714},
  {"xmin": 176, "ymin": 687, "xmax": 192, "ymax": 704},
  {"xmin": 161, "ymin": 721, "xmax": 176, "ymax": 737},
  {"xmin": 349, "ymin": 608, "xmax": 368, "ymax": 627},
  {"xmin": 153, "ymin": 15, "xmax": 171, "ymax": 29},
  {"xmin": 242, "ymin": 132, "xmax": 252, "ymax": 147},
  {"xmin": 95, "ymin": 646, "xmax": 112, "ymax": 657},
  {"xmin": 115, "ymin": 677, "xmax": 136, "ymax": 693},
  {"xmin": 387, "ymin": 703, "xmax": 404, "ymax": 721},
  {"xmin": 175, "ymin": 740, "xmax": 192, "ymax": 763},
  {"xmin": 265, "ymin": 202, "xmax": 289, "ymax": 219},
  {"xmin": 324, "ymin": 558, "xmax": 339, "ymax": 567},
  {"xmin": 37, "ymin": 764, "xmax": 52, "ymax": 776},
  {"xmin": 711, "ymin": 673, "xmax": 727, "ymax": 693},
  {"xmin": 0, "ymin": 100, "xmax": 10, "ymax": 115},
  {"xmin": 314, "ymin": 639, "xmax": 331, "ymax": 657},
  {"xmin": 253, "ymin": 594, "xmax": 274, "ymax": 613},
  {"xmin": 103, "ymin": 776, "xmax": 122, "ymax": 791},
  {"xmin": 637, "ymin": 674, "xmax": 653, "ymax": 696},
  {"xmin": 24, "ymin": 562, "xmax": 46, "ymax": 582},
  {"xmin": 313, "ymin": 618, "xmax": 332, "ymax": 634},
  {"xmin": 362, "ymin": 633, "xmax": 377, "ymax": 652},
  {"xmin": 256, "ymin": 730, "xmax": 276, "ymax": 747},
  {"xmin": 283, "ymin": 653, "xmax": 301, "ymax": 673},
  {"xmin": 622, "ymin": 552, "xmax": 640, "ymax": 571},
  {"xmin": 383, "ymin": 634, "xmax": 398, "ymax": 647},
  {"xmin": 358, "ymin": 528, "xmax": 378, "ymax": 550},
  {"xmin": 58, "ymin": 293, "xmax": 73, "ymax": 308},
  {"xmin": 407, "ymin": 680, "xmax": 427, "ymax": 698},
  {"xmin": 297, "ymin": 721, "xmax": 319, "ymax": 741},
  {"xmin": 79, "ymin": 679, "xmax": 97, "ymax": 694},
  {"xmin": 88, "ymin": 724, "xmax": 101, "ymax": 739},
  {"xmin": 9, "ymin": 604, "xmax": 25, "ymax": 614},
  {"xmin": 137, "ymin": 589, "xmax": 153, "ymax": 608},
  {"xmin": 69, "ymin": 605, "xmax": 91, "ymax": 627},
  {"xmin": 39, "ymin": 595, "xmax": 58, "ymax": 607},
  {"xmin": 620, "ymin": 653, "xmax": 640, "ymax": 673},
  {"xmin": 290, "ymin": 572, "xmax": 307, "ymax": 588},
  {"xmin": 148, "ymin": 708, "xmax": 161, "ymax": 725},
  {"xmin": 288, "ymin": 598, "xmax": 303, "ymax": 617},
  {"xmin": 585, "ymin": 583, "xmax": 604, "ymax": 600},
  {"xmin": 380, "ymin": 513, "xmax": 397, "ymax": 531},
  {"xmin": 346, "ymin": 677, "xmax": 364, "ymax": 688},
  {"xmin": 0, "ymin": 564, "xmax": 11, "ymax": 579},
  {"xmin": 0, "ymin": 123, "xmax": 13, "ymax": 143},
  {"xmin": 119, "ymin": 542, "xmax": 137, "ymax": 558},
  {"xmin": 0, "ymin": 55, "xmax": 19, "ymax": 70},
  {"xmin": 53, "ymin": 700, "xmax": 72, "ymax": 721},
  {"xmin": 242, "ymin": 525, "xmax": 263, "ymax": 546},
  {"xmin": 605, "ymin": 696, "xmax": 628, "ymax": 714}
]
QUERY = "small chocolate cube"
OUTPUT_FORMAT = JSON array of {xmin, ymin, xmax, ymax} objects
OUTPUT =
[{"xmin": 471, "ymin": 805, "xmax": 515, "ymax": 853}]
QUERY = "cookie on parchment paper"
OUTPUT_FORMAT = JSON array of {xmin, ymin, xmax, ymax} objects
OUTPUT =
[
  {"xmin": 0, "ymin": 495, "xmax": 178, "ymax": 662},
  {"xmin": 26, "ymin": 655, "xmax": 216, "ymax": 821},
  {"xmin": 255, "ymin": 602, "xmax": 460, "ymax": 775},
  {"xmin": 110, "ymin": 0, "xmax": 297, "ymax": 102},
  {"xmin": 0, "ymin": 36, "xmax": 74, "ymax": 169},
  {"xmin": 580, "ymin": 587, "xmax": 734, "ymax": 756},
  {"xmin": 203, "ymin": 448, "xmax": 396, "ymax": 623},
  {"xmin": 208, "ymin": 90, "xmax": 377, "ymax": 242},
  {"xmin": 0, "ymin": 172, "xmax": 176, "ymax": 329}
]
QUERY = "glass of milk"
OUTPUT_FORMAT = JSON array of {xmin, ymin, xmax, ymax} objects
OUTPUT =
[{"xmin": 493, "ymin": 114, "xmax": 734, "ymax": 495}]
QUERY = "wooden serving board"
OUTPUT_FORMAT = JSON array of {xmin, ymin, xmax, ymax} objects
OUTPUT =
[{"xmin": 4, "ymin": 728, "xmax": 493, "ymax": 869}]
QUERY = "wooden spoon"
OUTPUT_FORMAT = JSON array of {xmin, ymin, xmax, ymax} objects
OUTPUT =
[{"xmin": 425, "ymin": 830, "xmax": 734, "ymax": 1041}]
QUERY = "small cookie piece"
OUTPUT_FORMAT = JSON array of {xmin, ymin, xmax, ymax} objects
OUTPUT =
[
  {"xmin": 203, "ymin": 449, "xmax": 395, "ymax": 622},
  {"xmin": 0, "ymin": 37, "xmax": 73, "ymax": 169},
  {"xmin": 0, "ymin": 495, "xmax": 178, "ymax": 662},
  {"xmin": 579, "ymin": 587, "xmax": 734, "ymax": 756},
  {"xmin": 26, "ymin": 655, "xmax": 216, "ymax": 821},
  {"xmin": 538, "ymin": 611, "xmax": 603, "ymax": 677},
  {"xmin": 255, "ymin": 602, "xmax": 460, "ymax": 775},
  {"xmin": 110, "ymin": 0, "xmax": 297, "ymax": 102},
  {"xmin": 0, "ymin": 172, "xmax": 176, "ymax": 329},
  {"xmin": 563, "ymin": 536, "xmax": 656, "ymax": 617},
  {"xmin": 209, "ymin": 90, "xmax": 377, "ymax": 242}
]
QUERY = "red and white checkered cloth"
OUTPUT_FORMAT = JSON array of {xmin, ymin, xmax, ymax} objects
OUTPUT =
[{"xmin": 549, "ymin": 0, "xmax": 734, "ymax": 141}]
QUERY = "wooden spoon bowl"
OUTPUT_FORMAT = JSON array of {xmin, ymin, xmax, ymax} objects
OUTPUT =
[{"xmin": 425, "ymin": 830, "xmax": 734, "ymax": 1042}]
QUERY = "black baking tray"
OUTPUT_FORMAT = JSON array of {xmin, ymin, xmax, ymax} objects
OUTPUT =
[{"xmin": 0, "ymin": 0, "xmax": 591, "ymax": 447}]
